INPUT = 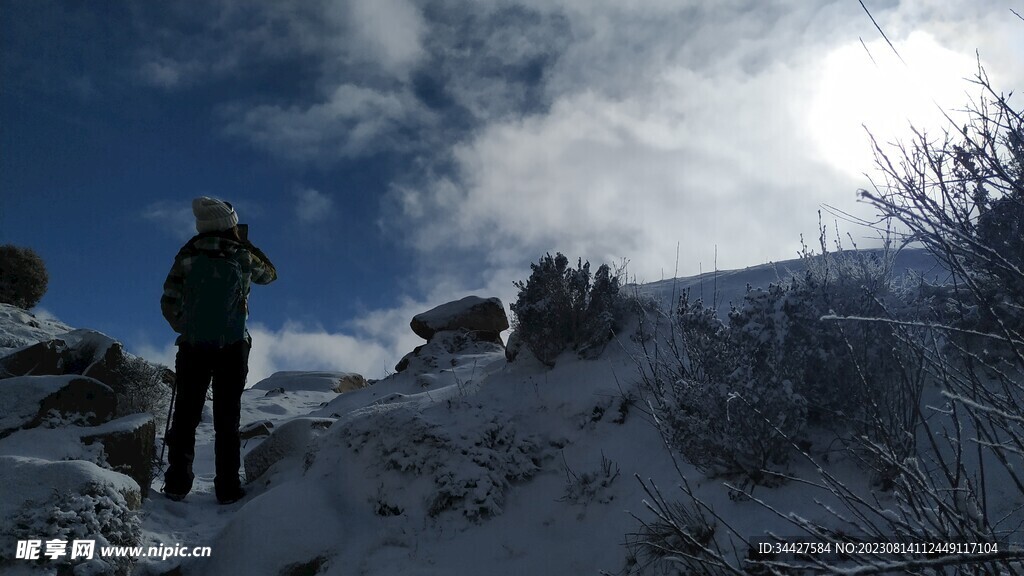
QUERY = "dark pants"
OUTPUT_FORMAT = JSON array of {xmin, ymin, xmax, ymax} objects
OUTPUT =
[{"xmin": 165, "ymin": 340, "xmax": 249, "ymax": 500}]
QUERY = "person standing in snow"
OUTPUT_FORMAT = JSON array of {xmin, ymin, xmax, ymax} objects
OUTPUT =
[{"xmin": 160, "ymin": 197, "xmax": 277, "ymax": 504}]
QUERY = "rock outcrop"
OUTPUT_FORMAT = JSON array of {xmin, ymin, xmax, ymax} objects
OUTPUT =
[
  {"xmin": 0, "ymin": 375, "xmax": 117, "ymax": 437},
  {"xmin": 0, "ymin": 328, "xmax": 162, "ymax": 499},
  {"xmin": 81, "ymin": 413, "xmax": 157, "ymax": 496},
  {"xmin": 0, "ymin": 303, "xmax": 74, "ymax": 355},
  {"xmin": 397, "ymin": 296, "xmax": 510, "ymax": 373},
  {"xmin": 0, "ymin": 329, "xmax": 174, "ymax": 399},
  {"xmin": 410, "ymin": 296, "xmax": 509, "ymax": 343}
]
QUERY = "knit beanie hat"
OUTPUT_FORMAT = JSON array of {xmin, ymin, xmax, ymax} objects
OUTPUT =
[{"xmin": 192, "ymin": 196, "xmax": 239, "ymax": 233}]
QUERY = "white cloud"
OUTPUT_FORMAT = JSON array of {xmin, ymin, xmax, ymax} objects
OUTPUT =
[
  {"xmin": 134, "ymin": 0, "xmax": 431, "ymax": 161},
  {"xmin": 382, "ymin": 0, "xmax": 1024, "ymax": 287},
  {"xmin": 393, "ymin": 59, "xmax": 852, "ymax": 283},
  {"xmin": 142, "ymin": 201, "xmax": 196, "ymax": 241},
  {"xmin": 135, "ymin": 341, "xmax": 177, "ymax": 372},
  {"xmin": 344, "ymin": 0, "xmax": 425, "ymax": 77},
  {"xmin": 134, "ymin": 2, "xmax": 337, "ymax": 89},
  {"xmin": 294, "ymin": 189, "xmax": 334, "ymax": 224},
  {"xmin": 246, "ymin": 322, "xmax": 402, "ymax": 385},
  {"xmin": 139, "ymin": 58, "xmax": 190, "ymax": 89},
  {"xmin": 224, "ymin": 84, "xmax": 434, "ymax": 163},
  {"xmin": 135, "ymin": 320, "xmax": 414, "ymax": 386},
  {"xmin": 131, "ymin": 1, "xmax": 1024, "ymax": 374},
  {"xmin": 807, "ymin": 32, "xmax": 980, "ymax": 180}
]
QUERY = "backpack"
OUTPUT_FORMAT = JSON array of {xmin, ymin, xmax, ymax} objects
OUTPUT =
[{"xmin": 181, "ymin": 250, "xmax": 248, "ymax": 346}]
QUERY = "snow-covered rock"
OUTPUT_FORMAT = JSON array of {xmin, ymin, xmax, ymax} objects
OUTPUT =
[
  {"xmin": 0, "ymin": 314, "xmax": 161, "ymax": 508},
  {"xmin": 0, "ymin": 375, "xmax": 116, "ymax": 437},
  {"xmin": 410, "ymin": 295, "xmax": 509, "ymax": 342},
  {"xmin": 251, "ymin": 371, "xmax": 368, "ymax": 394},
  {"xmin": 0, "ymin": 329, "xmax": 115, "ymax": 378},
  {"xmin": 81, "ymin": 413, "xmax": 156, "ymax": 496},
  {"xmin": 397, "ymin": 296, "xmax": 511, "ymax": 374},
  {"xmin": 0, "ymin": 339, "xmax": 63, "ymax": 378},
  {"xmin": 0, "ymin": 329, "xmax": 173, "ymax": 398},
  {"xmin": 0, "ymin": 413, "xmax": 156, "ymax": 498},
  {"xmin": 395, "ymin": 329, "xmax": 506, "ymax": 374},
  {"xmin": 239, "ymin": 419, "xmax": 274, "ymax": 439},
  {"xmin": 244, "ymin": 417, "xmax": 336, "ymax": 484}
]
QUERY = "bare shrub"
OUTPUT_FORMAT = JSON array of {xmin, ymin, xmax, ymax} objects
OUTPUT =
[
  {"xmin": 630, "ymin": 64, "xmax": 1024, "ymax": 576},
  {"xmin": 111, "ymin": 355, "xmax": 173, "ymax": 430}
]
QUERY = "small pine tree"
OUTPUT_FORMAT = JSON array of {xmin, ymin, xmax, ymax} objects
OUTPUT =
[
  {"xmin": 511, "ymin": 253, "xmax": 571, "ymax": 365},
  {"xmin": 580, "ymin": 263, "xmax": 621, "ymax": 355},
  {"xmin": 0, "ymin": 244, "xmax": 49, "ymax": 309},
  {"xmin": 511, "ymin": 253, "xmax": 623, "ymax": 366}
]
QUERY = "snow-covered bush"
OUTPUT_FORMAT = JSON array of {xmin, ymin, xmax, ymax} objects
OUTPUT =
[
  {"xmin": 642, "ymin": 243, "xmax": 916, "ymax": 485},
  {"xmin": 511, "ymin": 252, "xmax": 624, "ymax": 366},
  {"xmin": 10, "ymin": 483, "xmax": 141, "ymax": 576},
  {"xmin": 0, "ymin": 244, "xmax": 48, "ymax": 310},
  {"xmin": 340, "ymin": 406, "xmax": 547, "ymax": 521},
  {"xmin": 837, "ymin": 67, "xmax": 1024, "ymax": 572},
  {"xmin": 634, "ymin": 66, "xmax": 1024, "ymax": 576},
  {"xmin": 649, "ymin": 292, "xmax": 805, "ymax": 482},
  {"xmin": 741, "ymin": 241, "xmax": 919, "ymax": 446}
]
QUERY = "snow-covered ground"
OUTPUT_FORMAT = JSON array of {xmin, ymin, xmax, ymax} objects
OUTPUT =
[
  {"xmin": 133, "ymin": 249, "xmax": 941, "ymax": 575},
  {"xmin": 133, "ymin": 327, "xmax": 692, "ymax": 575},
  {"xmin": 0, "ymin": 305, "xmax": 74, "ymax": 356},
  {"xmin": 6, "ymin": 249, "xmax": 1013, "ymax": 576}
]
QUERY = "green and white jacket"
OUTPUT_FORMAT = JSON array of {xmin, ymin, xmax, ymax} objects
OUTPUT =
[{"xmin": 161, "ymin": 233, "xmax": 277, "ymax": 343}]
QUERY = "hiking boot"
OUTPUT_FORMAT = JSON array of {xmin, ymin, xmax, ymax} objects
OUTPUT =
[
  {"xmin": 217, "ymin": 487, "xmax": 246, "ymax": 505},
  {"xmin": 163, "ymin": 487, "xmax": 187, "ymax": 502}
]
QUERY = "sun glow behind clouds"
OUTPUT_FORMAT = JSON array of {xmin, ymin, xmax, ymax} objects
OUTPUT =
[{"xmin": 808, "ymin": 31, "xmax": 977, "ymax": 179}]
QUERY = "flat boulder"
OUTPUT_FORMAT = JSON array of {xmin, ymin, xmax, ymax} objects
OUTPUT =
[
  {"xmin": 251, "ymin": 371, "xmax": 369, "ymax": 394},
  {"xmin": 410, "ymin": 296, "xmax": 509, "ymax": 342},
  {"xmin": 0, "ymin": 375, "xmax": 116, "ymax": 438}
]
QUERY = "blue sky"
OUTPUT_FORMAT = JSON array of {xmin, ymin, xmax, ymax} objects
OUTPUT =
[{"xmin": 2, "ymin": 0, "xmax": 1021, "ymax": 381}]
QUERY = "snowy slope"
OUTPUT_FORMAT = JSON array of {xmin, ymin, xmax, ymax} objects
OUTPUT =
[
  {"xmin": 140, "ymin": 323, "xmax": 896, "ymax": 576},
  {"xmin": 130, "ymin": 249, "xmax": 953, "ymax": 576},
  {"xmin": 8, "ymin": 250, "xmax": 986, "ymax": 576},
  {"xmin": 139, "ymin": 328, "xmax": 674, "ymax": 575},
  {"xmin": 637, "ymin": 247, "xmax": 947, "ymax": 316},
  {"xmin": 0, "ymin": 304, "xmax": 75, "ymax": 355}
]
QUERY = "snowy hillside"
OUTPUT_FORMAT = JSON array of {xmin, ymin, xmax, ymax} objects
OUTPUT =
[
  {"xmin": 7, "ymin": 248, "xmax": 1022, "ymax": 576},
  {"xmin": 637, "ymin": 247, "xmax": 947, "ymax": 316},
  {"xmin": 0, "ymin": 305, "xmax": 75, "ymax": 356},
  {"xmin": 127, "ymin": 248, "xmax": 948, "ymax": 575}
]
